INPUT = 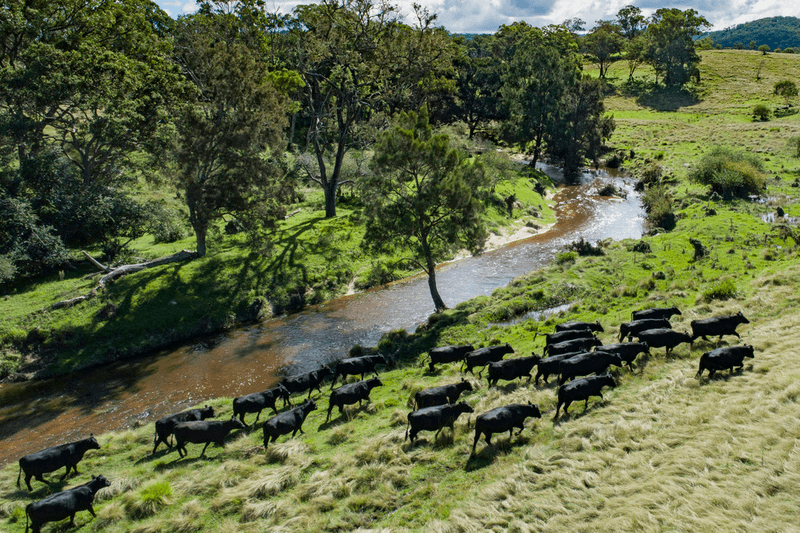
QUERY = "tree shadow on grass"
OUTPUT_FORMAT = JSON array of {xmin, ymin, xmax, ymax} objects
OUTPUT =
[{"xmin": 620, "ymin": 80, "xmax": 702, "ymax": 111}]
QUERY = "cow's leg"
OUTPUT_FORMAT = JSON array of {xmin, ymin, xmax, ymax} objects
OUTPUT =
[
  {"xmin": 254, "ymin": 410, "xmax": 263, "ymax": 425},
  {"xmin": 200, "ymin": 442, "xmax": 210, "ymax": 457},
  {"xmin": 88, "ymin": 504, "xmax": 97, "ymax": 517},
  {"xmin": 60, "ymin": 465, "xmax": 71, "ymax": 481},
  {"xmin": 25, "ymin": 473, "xmax": 35, "ymax": 491},
  {"xmin": 484, "ymin": 433, "xmax": 492, "ymax": 445},
  {"xmin": 68, "ymin": 513, "xmax": 76, "ymax": 527},
  {"xmin": 563, "ymin": 401, "xmax": 572, "ymax": 415},
  {"xmin": 471, "ymin": 431, "xmax": 480, "ymax": 454}
]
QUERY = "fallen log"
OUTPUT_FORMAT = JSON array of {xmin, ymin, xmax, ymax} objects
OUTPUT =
[{"xmin": 51, "ymin": 250, "xmax": 198, "ymax": 310}]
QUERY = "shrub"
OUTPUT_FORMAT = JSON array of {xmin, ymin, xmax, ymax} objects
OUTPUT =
[
  {"xmin": 642, "ymin": 184, "xmax": 676, "ymax": 231},
  {"xmin": 791, "ymin": 136, "xmax": 800, "ymax": 158},
  {"xmin": 702, "ymin": 279, "xmax": 737, "ymax": 302},
  {"xmin": 758, "ymin": 44, "xmax": 770, "ymax": 54},
  {"xmin": 774, "ymin": 80, "xmax": 798, "ymax": 104},
  {"xmin": 555, "ymin": 251, "xmax": 577, "ymax": 264},
  {"xmin": 785, "ymin": 47, "xmax": 795, "ymax": 54},
  {"xmin": 567, "ymin": 238, "xmax": 605, "ymax": 256},
  {"xmin": 125, "ymin": 481, "xmax": 173, "ymax": 519},
  {"xmin": 752, "ymin": 104, "xmax": 770, "ymax": 121},
  {"xmin": 690, "ymin": 146, "xmax": 767, "ymax": 197}
]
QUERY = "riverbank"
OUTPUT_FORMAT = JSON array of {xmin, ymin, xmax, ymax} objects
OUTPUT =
[{"xmin": 0, "ymin": 171, "xmax": 554, "ymax": 382}]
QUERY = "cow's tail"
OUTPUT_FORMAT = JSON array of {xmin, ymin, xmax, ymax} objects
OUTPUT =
[
  {"xmin": 404, "ymin": 418, "xmax": 410, "ymax": 441},
  {"xmin": 16, "ymin": 463, "xmax": 21, "ymax": 489}
]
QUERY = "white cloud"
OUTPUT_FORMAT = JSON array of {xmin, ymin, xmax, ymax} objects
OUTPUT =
[
  {"xmin": 182, "ymin": 2, "xmax": 199, "ymax": 14},
  {"xmin": 151, "ymin": 0, "xmax": 799, "ymax": 34}
]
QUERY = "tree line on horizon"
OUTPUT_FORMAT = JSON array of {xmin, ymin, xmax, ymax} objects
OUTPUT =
[{"xmin": 0, "ymin": 1, "xmax": 709, "ymax": 306}]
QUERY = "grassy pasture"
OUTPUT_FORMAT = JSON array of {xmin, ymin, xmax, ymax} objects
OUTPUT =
[{"xmin": 3, "ymin": 49, "xmax": 800, "ymax": 531}]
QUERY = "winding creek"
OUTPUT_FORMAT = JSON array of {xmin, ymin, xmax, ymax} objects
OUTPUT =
[{"xmin": 0, "ymin": 165, "xmax": 644, "ymax": 465}]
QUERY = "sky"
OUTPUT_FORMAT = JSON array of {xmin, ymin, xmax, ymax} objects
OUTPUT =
[{"xmin": 154, "ymin": 1, "xmax": 800, "ymax": 34}]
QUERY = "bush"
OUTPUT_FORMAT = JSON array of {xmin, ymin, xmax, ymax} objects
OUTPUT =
[
  {"xmin": 567, "ymin": 238, "xmax": 605, "ymax": 256},
  {"xmin": 642, "ymin": 184, "xmax": 676, "ymax": 231},
  {"xmin": 690, "ymin": 146, "xmax": 767, "ymax": 197},
  {"xmin": 555, "ymin": 251, "xmax": 577, "ymax": 264},
  {"xmin": 752, "ymin": 104, "xmax": 770, "ymax": 121},
  {"xmin": 146, "ymin": 202, "xmax": 186, "ymax": 244},
  {"xmin": 702, "ymin": 279, "xmax": 737, "ymax": 302},
  {"xmin": 791, "ymin": 137, "xmax": 800, "ymax": 158}
]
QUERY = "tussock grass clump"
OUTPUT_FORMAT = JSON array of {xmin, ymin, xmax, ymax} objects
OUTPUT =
[
  {"xmin": 690, "ymin": 146, "xmax": 767, "ymax": 197},
  {"xmin": 123, "ymin": 480, "xmax": 173, "ymax": 519},
  {"xmin": 701, "ymin": 278, "xmax": 737, "ymax": 302}
]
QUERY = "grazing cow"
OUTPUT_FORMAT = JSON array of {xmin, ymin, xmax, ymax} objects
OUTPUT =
[
  {"xmin": 263, "ymin": 399, "xmax": 317, "ymax": 449},
  {"xmin": 414, "ymin": 379, "xmax": 473, "ymax": 409},
  {"xmin": 405, "ymin": 402, "xmax": 474, "ymax": 443},
  {"xmin": 326, "ymin": 377, "xmax": 383, "ymax": 421},
  {"xmin": 558, "ymin": 351, "xmax": 623, "ymax": 385},
  {"xmin": 539, "ymin": 328, "xmax": 594, "ymax": 348},
  {"xmin": 232, "ymin": 386, "xmax": 289, "ymax": 427},
  {"xmin": 618, "ymin": 318, "xmax": 672, "ymax": 342},
  {"xmin": 534, "ymin": 351, "xmax": 584, "ymax": 386},
  {"xmin": 173, "ymin": 417, "xmax": 245, "ymax": 458},
  {"xmin": 153, "ymin": 405, "xmax": 215, "ymax": 454},
  {"xmin": 690, "ymin": 312, "xmax": 750, "ymax": 341},
  {"xmin": 544, "ymin": 336, "xmax": 602, "ymax": 357},
  {"xmin": 696, "ymin": 345, "xmax": 755, "ymax": 378},
  {"xmin": 25, "ymin": 475, "xmax": 110, "ymax": 533},
  {"xmin": 18, "ymin": 435, "xmax": 101, "ymax": 492},
  {"xmin": 555, "ymin": 374, "xmax": 616, "ymax": 418},
  {"xmin": 281, "ymin": 367, "xmax": 333, "ymax": 404},
  {"xmin": 595, "ymin": 342, "xmax": 650, "ymax": 371},
  {"xmin": 462, "ymin": 344, "xmax": 514, "ymax": 377},
  {"xmin": 471, "ymin": 403, "xmax": 541, "ymax": 455},
  {"xmin": 555, "ymin": 321, "xmax": 604, "ymax": 333},
  {"xmin": 330, "ymin": 355, "xmax": 388, "ymax": 389},
  {"xmin": 632, "ymin": 305, "xmax": 682, "ymax": 321},
  {"xmin": 427, "ymin": 345, "xmax": 474, "ymax": 373},
  {"xmin": 634, "ymin": 328, "xmax": 693, "ymax": 355},
  {"xmin": 486, "ymin": 354, "xmax": 542, "ymax": 387}
]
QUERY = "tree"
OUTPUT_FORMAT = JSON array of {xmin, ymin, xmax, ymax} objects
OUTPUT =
[
  {"xmin": 583, "ymin": 21, "xmax": 624, "ymax": 78},
  {"xmin": 774, "ymin": 80, "xmax": 798, "ymax": 105},
  {"xmin": 450, "ymin": 34, "xmax": 503, "ymax": 138},
  {"xmin": 623, "ymin": 35, "xmax": 647, "ymax": 81},
  {"xmin": 616, "ymin": 5, "xmax": 646, "ymax": 41},
  {"xmin": 173, "ymin": 7, "xmax": 293, "ymax": 256},
  {"xmin": 750, "ymin": 41, "xmax": 757, "ymax": 50},
  {"xmin": 292, "ymin": 0, "xmax": 398, "ymax": 219},
  {"xmin": 497, "ymin": 23, "xmax": 581, "ymax": 168},
  {"xmin": 759, "ymin": 44, "xmax": 771, "ymax": 54},
  {"xmin": 546, "ymin": 76, "xmax": 615, "ymax": 178},
  {"xmin": 644, "ymin": 8, "xmax": 710, "ymax": 87},
  {"xmin": 361, "ymin": 106, "xmax": 487, "ymax": 312}
]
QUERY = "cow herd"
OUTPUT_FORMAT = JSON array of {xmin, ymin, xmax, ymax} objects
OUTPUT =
[{"xmin": 13, "ymin": 305, "xmax": 754, "ymax": 532}]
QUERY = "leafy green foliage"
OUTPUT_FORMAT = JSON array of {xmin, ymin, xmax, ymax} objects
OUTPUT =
[
  {"xmin": 362, "ymin": 106, "xmax": 488, "ymax": 311},
  {"xmin": 752, "ymin": 104, "xmax": 771, "ymax": 121},
  {"xmin": 644, "ymin": 8, "xmax": 710, "ymax": 87},
  {"xmin": 773, "ymin": 80, "xmax": 798, "ymax": 104},
  {"xmin": 583, "ymin": 21, "xmax": 624, "ymax": 78},
  {"xmin": 642, "ymin": 183, "xmax": 676, "ymax": 231},
  {"xmin": 702, "ymin": 278, "xmax": 737, "ymax": 302},
  {"xmin": 704, "ymin": 16, "xmax": 800, "ymax": 51},
  {"xmin": 690, "ymin": 146, "xmax": 767, "ymax": 197}
]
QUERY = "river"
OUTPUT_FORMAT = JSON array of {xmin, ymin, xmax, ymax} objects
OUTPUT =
[{"xmin": 0, "ymin": 165, "xmax": 644, "ymax": 465}]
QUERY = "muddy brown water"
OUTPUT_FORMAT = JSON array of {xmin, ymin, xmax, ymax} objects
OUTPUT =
[{"xmin": 0, "ymin": 165, "xmax": 644, "ymax": 465}]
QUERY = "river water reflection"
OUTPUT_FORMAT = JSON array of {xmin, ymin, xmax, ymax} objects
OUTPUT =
[{"xmin": 0, "ymin": 165, "xmax": 644, "ymax": 465}]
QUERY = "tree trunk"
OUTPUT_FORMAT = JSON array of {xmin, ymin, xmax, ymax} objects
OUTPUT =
[
  {"xmin": 194, "ymin": 223, "xmax": 207, "ymax": 257},
  {"xmin": 424, "ymin": 251, "xmax": 447, "ymax": 313},
  {"xmin": 324, "ymin": 181, "xmax": 337, "ymax": 218}
]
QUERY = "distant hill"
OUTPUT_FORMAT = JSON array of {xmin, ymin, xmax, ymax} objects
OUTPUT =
[{"xmin": 703, "ymin": 16, "xmax": 800, "ymax": 50}]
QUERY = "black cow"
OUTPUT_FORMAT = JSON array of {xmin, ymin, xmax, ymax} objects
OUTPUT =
[
  {"xmin": 534, "ymin": 351, "xmax": 583, "ymax": 385},
  {"xmin": 281, "ymin": 367, "xmax": 333, "ymax": 404},
  {"xmin": 326, "ymin": 377, "xmax": 383, "ymax": 421},
  {"xmin": 555, "ymin": 374, "xmax": 616, "ymax": 418},
  {"xmin": 414, "ymin": 379, "xmax": 473, "ymax": 409},
  {"xmin": 471, "ymin": 403, "xmax": 541, "ymax": 455},
  {"xmin": 405, "ymin": 402, "xmax": 474, "ymax": 443},
  {"xmin": 618, "ymin": 318, "xmax": 672, "ymax": 342},
  {"xmin": 462, "ymin": 344, "xmax": 514, "ymax": 377},
  {"xmin": 690, "ymin": 312, "xmax": 750, "ymax": 341},
  {"xmin": 153, "ymin": 405, "xmax": 215, "ymax": 454},
  {"xmin": 555, "ymin": 321, "xmax": 604, "ymax": 333},
  {"xmin": 539, "ymin": 328, "xmax": 594, "ymax": 348},
  {"xmin": 696, "ymin": 345, "xmax": 755, "ymax": 378},
  {"xmin": 634, "ymin": 328, "xmax": 693, "ymax": 355},
  {"xmin": 173, "ymin": 417, "xmax": 245, "ymax": 458},
  {"xmin": 330, "ymin": 355, "xmax": 388, "ymax": 389},
  {"xmin": 558, "ymin": 351, "xmax": 623, "ymax": 385},
  {"xmin": 233, "ymin": 386, "xmax": 289, "ymax": 427},
  {"xmin": 427, "ymin": 345, "xmax": 474, "ymax": 373},
  {"xmin": 632, "ymin": 305, "xmax": 682, "ymax": 321},
  {"xmin": 595, "ymin": 342, "xmax": 650, "ymax": 371},
  {"xmin": 18, "ymin": 435, "xmax": 101, "ymax": 492},
  {"xmin": 544, "ymin": 336, "xmax": 602, "ymax": 357},
  {"xmin": 25, "ymin": 475, "xmax": 110, "ymax": 533},
  {"xmin": 486, "ymin": 354, "xmax": 542, "ymax": 387},
  {"xmin": 263, "ymin": 399, "xmax": 317, "ymax": 449}
]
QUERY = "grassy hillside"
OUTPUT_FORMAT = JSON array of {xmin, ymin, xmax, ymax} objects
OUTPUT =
[{"xmin": 2, "ymin": 49, "xmax": 800, "ymax": 531}]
